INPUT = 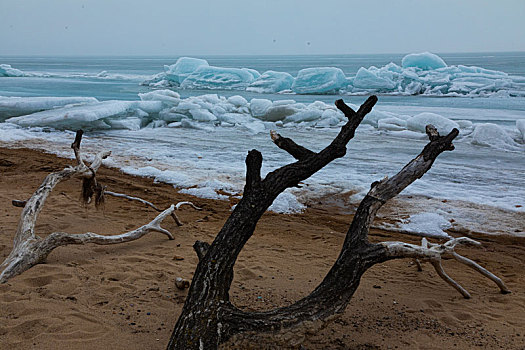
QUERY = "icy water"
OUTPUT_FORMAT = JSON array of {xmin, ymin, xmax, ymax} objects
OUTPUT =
[{"xmin": 0, "ymin": 52, "xmax": 524, "ymax": 237}]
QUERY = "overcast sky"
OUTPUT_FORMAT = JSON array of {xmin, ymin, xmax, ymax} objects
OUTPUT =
[{"xmin": 1, "ymin": 0, "xmax": 524, "ymax": 56}]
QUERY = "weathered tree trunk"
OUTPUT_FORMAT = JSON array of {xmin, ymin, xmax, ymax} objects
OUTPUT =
[{"xmin": 167, "ymin": 97, "xmax": 509, "ymax": 349}]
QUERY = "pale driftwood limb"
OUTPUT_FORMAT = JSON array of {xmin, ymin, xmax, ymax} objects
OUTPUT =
[
  {"xmin": 0, "ymin": 130, "xmax": 176, "ymax": 284},
  {"xmin": 451, "ymin": 251, "xmax": 510, "ymax": 294},
  {"xmin": 0, "ymin": 206, "xmax": 175, "ymax": 283},
  {"xmin": 104, "ymin": 191, "xmax": 200, "ymax": 226},
  {"xmin": 381, "ymin": 236, "xmax": 510, "ymax": 298},
  {"xmin": 431, "ymin": 260, "xmax": 471, "ymax": 298},
  {"xmin": 12, "ymin": 191, "xmax": 201, "ymax": 227},
  {"xmin": 175, "ymin": 201, "xmax": 202, "ymax": 211}
]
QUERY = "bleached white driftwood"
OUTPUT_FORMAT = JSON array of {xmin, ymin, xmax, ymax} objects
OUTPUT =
[
  {"xmin": 104, "ymin": 191, "xmax": 201, "ymax": 226},
  {"xmin": 381, "ymin": 237, "xmax": 510, "ymax": 298},
  {"xmin": 0, "ymin": 130, "xmax": 176, "ymax": 283}
]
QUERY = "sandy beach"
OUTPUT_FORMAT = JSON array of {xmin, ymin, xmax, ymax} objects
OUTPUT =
[{"xmin": 0, "ymin": 146, "xmax": 524, "ymax": 349}]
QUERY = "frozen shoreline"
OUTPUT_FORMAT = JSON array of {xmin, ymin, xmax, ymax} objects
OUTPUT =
[{"xmin": 0, "ymin": 52, "xmax": 524, "ymax": 238}]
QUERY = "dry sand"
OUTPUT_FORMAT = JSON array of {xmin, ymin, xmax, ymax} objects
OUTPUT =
[{"xmin": 0, "ymin": 147, "xmax": 524, "ymax": 349}]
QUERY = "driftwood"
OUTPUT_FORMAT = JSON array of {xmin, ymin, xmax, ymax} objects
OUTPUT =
[
  {"xmin": 167, "ymin": 97, "xmax": 509, "ymax": 349},
  {"xmin": 0, "ymin": 131, "xmax": 183, "ymax": 283}
]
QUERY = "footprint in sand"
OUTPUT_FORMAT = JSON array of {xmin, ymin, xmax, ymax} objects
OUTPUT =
[
  {"xmin": 22, "ymin": 273, "xmax": 72, "ymax": 288},
  {"xmin": 452, "ymin": 311, "xmax": 473, "ymax": 321},
  {"xmin": 424, "ymin": 299, "xmax": 443, "ymax": 309}
]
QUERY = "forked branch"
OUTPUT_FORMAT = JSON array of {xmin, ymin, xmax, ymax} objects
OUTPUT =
[
  {"xmin": 167, "ymin": 97, "xmax": 510, "ymax": 350},
  {"xmin": 0, "ymin": 131, "xmax": 179, "ymax": 284},
  {"xmin": 383, "ymin": 237, "xmax": 510, "ymax": 298}
]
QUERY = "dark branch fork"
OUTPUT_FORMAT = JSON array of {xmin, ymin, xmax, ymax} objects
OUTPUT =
[{"xmin": 168, "ymin": 96, "xmax": 509, "ymax": 349}]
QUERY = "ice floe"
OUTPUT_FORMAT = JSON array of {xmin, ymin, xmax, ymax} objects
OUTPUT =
[
  {"xmin": 291, "ymin": 67, "xmax": 347, "ymax": 94},
  {"xmin": 180, "ymin": 66, "xmax": 258, "ymax": 90},
  {"xmin": 0, "ymin": 64, "xmax": 27, "ymax": 77},
  {"xmin": 470, "ymin": 123, "xmax": 522, "ymax": 151},
  {"xmin": 6, "ymin": 100, "xmax": 163, "ymax": 130},
  {"xmin": 247, "ymin": 71, "xmax": 294, "ymax": 93},
  {"xmin": 401, "ymin": 52, "xmax": 448, "ymax": 70},
  {"xmin": 0, "ymin": 96, "xmax": 99, "ymax": 120},
  {"xmin": 137, "ymin": 52, "xmax": 525, "ymax": 97},
  {"xmin": 164, "ymin": 57, "xmax": 209, "ymax": 84}
]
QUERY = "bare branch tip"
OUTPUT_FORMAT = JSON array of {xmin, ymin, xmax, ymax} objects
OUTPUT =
[
  {"xmin": 71, "ymin": 129, "xmax": 84, "ymax": 149},
  {"xmin": 270, "ymin": 130, "xmax": 280, "ymax": 142}
]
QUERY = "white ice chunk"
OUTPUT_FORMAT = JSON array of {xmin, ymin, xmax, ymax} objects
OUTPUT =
[
  {"xmin": 456, "ymin": 120, "xmax": 474, "ymax": 129},
  {"xmin": 0, "ymin": 96, "xmax": 99, "ymax": 119},
  {"xmin": 247, "ymin": 70, "xmax": 294, "ymax": 93},
  {"xmin": 158, "ymin": 109, "xmax": 188, "ymax": 122},
  {"xmin": 240, "ymin": 120, "xmax": 266, "ymax": 135},
  {"xmin": 362, "ymin": 110, "xmax": 397, "ymax": 128},
  {"xmin": 406, "ymin": 112, "xmax": 459, "ymax": 135},
  {"xmin": 180, "ymin": 66, "xmax": 257, "ymax": 90},
  {"xmin": 284, "ymin": 109, "xmax": 323, "ymax": 123},
  {"xmin": 353, "ymin": 67, "xmax": 396, "ymax": 90},
  {"xmin": 268, "ymin": 192, "xmax": 305, "ymax": 214},
  {"xmin": 173, "ymin": 101, "xmax": 201, "ymax": 113},
  {"xmin": 217, "ymin": 112, "xmax": 250, "ymax": 125},
  {"xmin": 0, "ymin": 64, "xmax": 27, "ymax": 77},
  {"xmin": 105, "ymin": 117, "xmax": 142, "ymax": 130},
  {"xmin": 401, "ymin": 52, "xmax": 447, "ymax": 70},
  {"xmin": 164, "ymin": 57, "xmax": 209, "ymax": 84},
  {"xmin": 242, "ymin": 68, "xmax": 261, "ymax": 80},
  {"xmin": 6, "ymin": 100, "xmax": 162, "ymax": 130},
  {"xmin": 471, "ymin": 123, "xmax": 522, "ymax": 151},
  {"xmin": 179, "ymin": 187, "xmax": 229, "ymax": 201},
  {"xmin": 378, "ymin": 117, "xmax": 407, "ymax": 131},
  {"xmin": 292, "ymin": 67, "xmax": 347, "ymax": 94},
  {"xmin": 249, "ymin": 98, "xmax": 273, "ymax": 118},
  {"xmin": 138, "ymin": 89, "xmax": 180, "ymax": 106},
  {"xmin": 400, "ymin": 212, "xmax": 451, "ymax": 238},
  {"xmin": 227, "ymin": 95, "xmax": 248, "ymax": 107},
  {"xmin": 260, "ymin": 103, "xmax": 299, "ymax": 122},
  {"xmin": 121, "ymin": 166, "xmax": 194, "ymax": 188},
  {"xmin": 189, "ymin": 108, "xmax": 217, "ymax": 122}
]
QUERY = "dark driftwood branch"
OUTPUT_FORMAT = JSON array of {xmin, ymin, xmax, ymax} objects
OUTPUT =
[
  {"xmin": 167, "ymin": 97, "xmax": 508, "ymax": 349},
  {"xmin": 270, "ymin": 130, "xmax": 315, "ymax": 161},
  {"xmin": 0, "ymin": 131, "xmax": 176, "ymax": 283}
]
